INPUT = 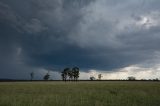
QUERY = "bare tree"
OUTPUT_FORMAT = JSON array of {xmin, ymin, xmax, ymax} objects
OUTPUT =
[
  {"xmin": 61, "ymin": 72, "xmax": 65, "ymax": 81},
  {"xmin": 30, "ymin": 72, "xmax": 34, "ymax": 81},
  {"xmin": 98, "ymin": 74, "xmax": 103, "ymax": 80}
]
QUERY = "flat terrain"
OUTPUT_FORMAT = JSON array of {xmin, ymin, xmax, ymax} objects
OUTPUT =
[{"xmin": 0, "ymin": 81, "xmax": 160, "ymax": 106}]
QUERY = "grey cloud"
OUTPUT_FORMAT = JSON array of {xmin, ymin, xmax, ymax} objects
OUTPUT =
[
  {"xmin": 0, "ymin": 2, "xmax": 23, "ymax": 32},
  {"xmin": 24, "ymin": 18, "xmax": 48, "ymax": 34},
  {"xmin": 68, "ymin": 0, "xmax": 160, "ymax": 69},
  {"xmin": 0, "ymin": 0, "xmax": 95, "ymax": 79}
]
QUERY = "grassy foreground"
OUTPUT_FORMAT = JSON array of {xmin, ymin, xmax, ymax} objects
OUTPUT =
[{"xmin": 0, "ymin": 81, "xmax": 160, "ymax": 106}]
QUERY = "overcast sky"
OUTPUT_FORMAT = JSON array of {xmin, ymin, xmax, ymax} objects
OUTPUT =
[{"xmin": 1, "ymin": 0, "xmax": 160, "ymax": 80}]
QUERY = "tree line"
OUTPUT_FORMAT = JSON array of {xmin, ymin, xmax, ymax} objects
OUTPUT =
[
  {"xmin": 30, "ymin": 69, "xmax": 159, "ymax": 81},
  {"xmin": 30, "ymin": 67, "xmax": 80, "ymax": 81}
]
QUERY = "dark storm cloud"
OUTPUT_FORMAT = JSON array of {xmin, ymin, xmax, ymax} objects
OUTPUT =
[
  {"xmin": 0, "ymin": 0, "xmax": 95, "ymax": 79},
  {"xmin": 1, "ymin": 0, "xmax": 160, "ymax": 79}
]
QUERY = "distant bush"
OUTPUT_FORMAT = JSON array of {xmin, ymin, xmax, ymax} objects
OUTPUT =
[
  {"xmin": 90, "ymin": 76, "xmax": 96, "ymax": 80},
  {"xmin": 128, "ymin": 76, "xmax": 136, "ymax": 81},
  {"xmin": 153, "ymin": 78, "xmax": 159, "ymax": 81}
]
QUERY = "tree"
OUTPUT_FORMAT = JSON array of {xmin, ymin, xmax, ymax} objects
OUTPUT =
[
  {"xmin": 72, "ymin": 67, "xmax": 80, "ymax": 81},
  {"xmin": 43, "ymin": 72, "xmax": 50, "ymax": 80},
  {"xmin": 61, "ymin": 72, "xmax": 65, "ymax": 81},
  {"xmin": 30, "ymin": 72, "xmax": 34, "ymax": 81},
  {"xmin": 62, "ymin": 68, "xmax": 70, "ymax": 81},
  {"xmin": 98, "ymin": 74, "xmax": 102, "ymax": 80},
  {"xmin": 61, "ymin": 67, "xmax": 80, "ymax": 82},
  {"xmin": 68, "ymin": 70, "xmax": 73, "ymax": 81}
]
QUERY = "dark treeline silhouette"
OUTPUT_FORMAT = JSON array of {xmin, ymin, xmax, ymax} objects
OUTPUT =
[{"xmin": 61, "ymin": 67, "xmax": 80, "ymax": 81}]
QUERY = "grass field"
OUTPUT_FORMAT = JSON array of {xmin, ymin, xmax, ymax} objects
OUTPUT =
[{"xmin": 0, "ymin": 81, "xmax": 160, "ymax": 106}]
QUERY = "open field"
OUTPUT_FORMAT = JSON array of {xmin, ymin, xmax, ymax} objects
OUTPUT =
[{"xmin": 0, "ymin": 81, "xmax": 160, "ymax": 106}]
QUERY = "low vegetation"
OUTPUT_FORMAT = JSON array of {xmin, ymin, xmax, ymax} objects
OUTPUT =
[{"xmin": 0, "ymin": 81, "xmax": 160, "ymax": 106}]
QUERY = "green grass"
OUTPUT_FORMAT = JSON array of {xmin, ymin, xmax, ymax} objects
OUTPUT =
[{"xmin": 0, "ymin": 81, "xmax": 160, "ymax": 106}]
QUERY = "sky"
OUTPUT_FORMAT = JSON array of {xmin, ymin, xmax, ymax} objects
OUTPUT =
[{"xmin": 1, "ymin": 0, "xmax": 160, "ymax": 80}]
